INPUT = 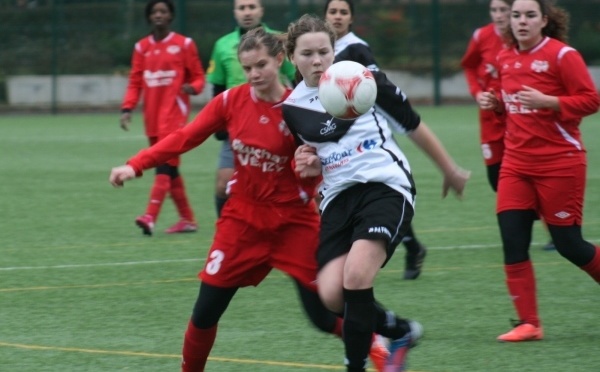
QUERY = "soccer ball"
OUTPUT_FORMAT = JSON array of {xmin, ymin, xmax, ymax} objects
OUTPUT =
[{"xmin": 318, "ymin": 60, "xmax": 377, "ymax": 119}]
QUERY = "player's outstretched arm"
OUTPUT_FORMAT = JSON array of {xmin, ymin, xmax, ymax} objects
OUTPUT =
[
  {"xmin": 408, "ymin": 122, "xmax": 471, "ymax": 198},
  {"xmin": 109, "ymin": 165, "xmax": 137, "ymax": 188}
]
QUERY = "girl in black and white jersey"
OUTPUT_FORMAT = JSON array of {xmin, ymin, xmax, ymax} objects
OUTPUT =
[
  {"xmin": 325, "ymin": 0, "xmax": 429, "ymax": 281},
  {"xmin": 282, "ymin": 14, "xmax": 470, "ymax": 372}
]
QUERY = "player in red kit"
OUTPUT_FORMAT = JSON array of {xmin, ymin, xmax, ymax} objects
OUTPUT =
[
  {"xmin": 461, "ymin": 0, "xmax": 510, "ymax": 191},
  {"xmin": 120, "ymin": 0, "xmax": 205, "ymax": 236},
  {"xmin": 479, "ymin": 0, "xmax": 600, "ymax": 342},
  {"xmin": 110, "ymin": 28, "xmax": 404, "ymax": 372},
  {"xmin": 462, "ymin": 0, "xmax": 556, "ymax": 251}
]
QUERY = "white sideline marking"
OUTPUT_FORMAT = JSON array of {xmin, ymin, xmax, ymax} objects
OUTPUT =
[
  {"xmin": 1, "ymin": 238, "xmax": 597, "ymax": 272},
  {"xmin": 0, "ymin": 258, "xmax": 203, "ymax": 271}
]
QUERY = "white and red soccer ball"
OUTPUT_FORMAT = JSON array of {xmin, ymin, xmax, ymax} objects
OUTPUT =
[{"xmin": 318, "ymin": 60, "xmax": 377, "ymax": 119}]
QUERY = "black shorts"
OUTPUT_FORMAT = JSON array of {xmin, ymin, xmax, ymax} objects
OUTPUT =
[{"xmin": 318, "ymin": 182, "xmax": 414, "ymax": 269}]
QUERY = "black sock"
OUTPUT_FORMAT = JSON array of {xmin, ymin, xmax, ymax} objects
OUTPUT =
[
  {"xmin": 373, "ymin": 301, "xmax": 410, "ymax": 340},
  {"xmin": 402, "ymin": 224, "xmax": 421, "ymax": 254},
  {"xmin": 343, "ymin": 288, "xmax": 375, "ymax": 371}
]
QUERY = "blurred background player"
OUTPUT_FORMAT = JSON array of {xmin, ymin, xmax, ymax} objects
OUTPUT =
[
  {"xmin": 207, "ymin": 0, "xmax": 296, "ymax": 218},
  {"xmin": 120, "ymin": 0, "xmax": 205, "ymax": 236},
  {"xmin": 324, "ymin": 0, "xmax": 426, "ymax": 280},
  {"xmin": 478, "ymin": 0, "xmax": 600, "ymax": 342},
  {"xmin": 461, "ymin": 0, "xmax": 556, "ymax": 251}
]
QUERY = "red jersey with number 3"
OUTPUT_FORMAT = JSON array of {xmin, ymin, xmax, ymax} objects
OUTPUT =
[
  {"xmin": 121, "ymin": 32, "xmax": 205, "ymax": 138},
  {"xmin": 497, "ymin": 37, "xmax": 600, "ymax": 170}
]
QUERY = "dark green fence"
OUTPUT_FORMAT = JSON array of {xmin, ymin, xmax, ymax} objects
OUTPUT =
[{"xmin": 1, "ymin": 0, "xmax": 599, "ymax": 106}]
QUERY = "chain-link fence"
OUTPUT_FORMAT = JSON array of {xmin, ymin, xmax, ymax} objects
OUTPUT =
[{"xmin": 2, "ymin": 0, "xmax": 599, "ymax": 107}]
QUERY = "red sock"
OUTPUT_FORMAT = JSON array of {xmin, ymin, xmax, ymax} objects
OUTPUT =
[
  {"xmin": 145, "ymin": 174, "xmax": 171, "ymax": 219},
  {"xmin": 504, "ymin": 260, "xmax": 540, "ymax": 327},
  {"xmin": 171, "ymin": 176, "xmax": 195, "ymax": 222},
  {"xmin": 580, "ymin": 246, "xmax": 600, "ymax": 283},
  {"xmin": 181, "ymin": 321, "xmax": 217, "ymax": 372}
]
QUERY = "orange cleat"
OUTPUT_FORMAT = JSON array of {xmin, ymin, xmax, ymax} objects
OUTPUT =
[
  {"xmin": 497, "ymin": 323, "xmax": 543, "ymax": 342},
  {"xmin": 369, "ymin": 334, "xmax": 390, "ymax": 372}
]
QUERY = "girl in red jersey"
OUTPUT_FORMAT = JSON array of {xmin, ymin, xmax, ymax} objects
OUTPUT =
[
  {"xmin": 461, "ymin": 0, "xmax": 510, "ymax": 191},
  {"xmin": 110, "ymin": 28, "xmax": 408, "ymax": 372},
  {"xmin": 479, "ymin": 0, "xmax": 600, "ymax": 342},
  {"xmin": 462, "ymin": 0, "xmax": 556, "ymax": 251},
  {"xmin": 120, "ymin": 0, "xmax": 205, "ymax": 236}
]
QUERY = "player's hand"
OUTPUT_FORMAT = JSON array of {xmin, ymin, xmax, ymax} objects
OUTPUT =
[
  {"xmin": 181, "ymin": 84, "xmax": 196, "ymax": 95},
  {"xmin": 109, "ymin": 165, "xmax": 136, "ymax": 187},
  {"xmin": 442, "ymin": 166, "xmax": 471, "ymax": 199},
  {"xmin": 477, "ymin": 90, "xmax": 499, "ymax": 111},
  {"xmin": 120, "ymin": 112, "xmax": 132, "ymax": 131},
  {"xmin": 294, "ymin": 145, "xmax": 321, "ymax": 178},
  {"xmin": 518, "ymin": 85, "xmax": 546, "ymax": 110}
]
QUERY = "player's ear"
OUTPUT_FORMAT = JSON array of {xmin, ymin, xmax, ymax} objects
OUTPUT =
[{"xmin": 277, "ymin": 52, "xmax": 284, "ymax": 67}]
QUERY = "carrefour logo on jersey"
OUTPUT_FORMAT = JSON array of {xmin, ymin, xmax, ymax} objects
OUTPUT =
[
  {"xmin": 144, "ymin": 70, "xmax": 177, "ymax": 87},
  {"xmin": 322, "ymin": 139, "xmax": 378, "ymax": 171}
]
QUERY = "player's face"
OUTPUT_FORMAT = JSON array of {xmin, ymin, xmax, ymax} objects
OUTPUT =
[
  {"xmin": 149, "ymin": 2, "xmax": 173, "ymax": 29},
  {"xmin": 325, "ymin": 0, "xmax": 352, "ymax": 38},
  {"xmin": 489, "ymin": 0, "xmax": 510, "ymax": 32},
  {"xmin": 291, "ymin": 32, "xmax": 335, "ymax": 88},
  {"xmin": 239, "ymin": 45, "xmax": 283, "ymax": 93},
  {"xmin": 510, "ymin": 0, "xmax": 547, "ymax": 50},
  {"xmin": 234, "ymin": 0, "xmax": 264, "ymax": 30}
]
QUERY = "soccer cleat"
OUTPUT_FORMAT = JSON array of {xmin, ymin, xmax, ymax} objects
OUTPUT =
[
  {"xmin": 497, "ymin": 323, "xmax": 543, "ymax": 342},
  {"xmin": 369, "ymin": 334, "xmax": 390, "ymax": 372},
  {"xmin": 404, "ymin": 245, "xmax": 427, "ymax": 280},
  {"xmin": 135, "ymin": 214, "xmax": 155, "ymax": 236},
  {"xmin": 383, "ymin": 320, "xmax": 423, "ymax": 372},
  {"xmin": 165, "ymin": 220, "xmax": 198, "ymax": 234}
]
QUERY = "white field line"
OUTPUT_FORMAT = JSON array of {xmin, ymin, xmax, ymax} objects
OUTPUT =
[
  {"xmin": 0, "ymin": 258, "xmax": 203, "ymax": 271},
  {"xmin": 1, "ymin": 238, "xmax": 598, "ymax": 272}
]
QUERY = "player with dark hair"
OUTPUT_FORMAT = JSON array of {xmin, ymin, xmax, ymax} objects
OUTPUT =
[
  {"xmin": 461, "ymin": 0, "xmax": 556, "ymax": 251},
  {"xmin": 283, "ymin": 14, "xmax": 469, "ymax": 372},
  {"xmin": 110, "ymin": 27, "xmax": 402, "ymax": 372},
  {"xmin": 478, "ymin": 0, "xmax": 600, "ymax": 342},
  {"xmin": 120, "ymin": 0, "xmax": 205, "ymax": 236},
  {"xmin": 324, "ymin": 0, "xmax": 427, "ymax": 280},
  {"xmin": 207, "ymin": 0, "xmax": 296, "ymax": 218}
]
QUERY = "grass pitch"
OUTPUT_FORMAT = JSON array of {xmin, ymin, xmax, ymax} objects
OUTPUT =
[{"xmin": 1, "ymin": 106, "xmax": 599, "ymax": 371}]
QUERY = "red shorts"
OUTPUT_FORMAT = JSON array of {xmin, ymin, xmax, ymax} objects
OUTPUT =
[
  {"xmin": 148, "ymin": 136, "xmax": 180, "ymax": 166},
  {"xmin": 199, "ymin": 197, "xmax": 320, "ymax": 289},
  {"xmin": 481, "ymin": 140, "xmax": 504, "ymax": 166},
  {"xmin": 496, "ymin": 163, "xmax": 585, "ymax": 226}
]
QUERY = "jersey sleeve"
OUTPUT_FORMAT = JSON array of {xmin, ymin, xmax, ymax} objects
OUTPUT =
[
  {"xmin": 206, "ymin": 40, "xmax": 226, "ymax": 86},
  {"xmin": 184, "ymin": 38, "xmax": 206, "ymax": 94},
  {"xmin": 373, "ymin": 70, "xmax": 421, "ymax": 134},
  {"xmin": 126, "ymin": 93, "xmax": 229, "ymax": 173},
  {"xmin": 460, "ymin": 30, "xmax": 484, "ymax": 97},
  {"xmin": 556, "ymin": 49, "xmax": 600, "ymax": 121},
  {"xmin": 121, "ymin": 43, "xmax": 144, "ymax": 110}
]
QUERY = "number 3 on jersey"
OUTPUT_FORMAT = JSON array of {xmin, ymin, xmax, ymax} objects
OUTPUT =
[{"xmin": 205, "ymin": 250, "xmax": 225, "ymax": 275}]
